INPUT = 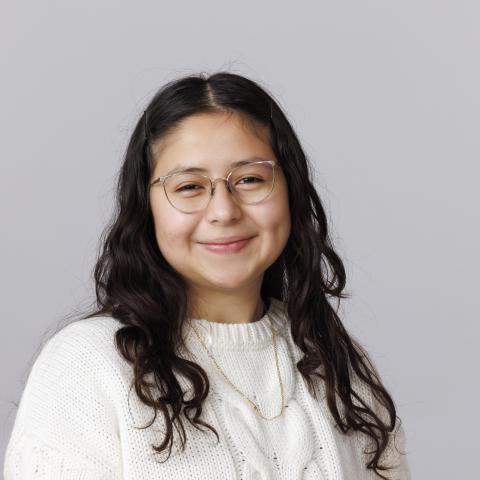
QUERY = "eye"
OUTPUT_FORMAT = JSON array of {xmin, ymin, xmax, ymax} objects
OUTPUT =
[
  {"xmin": 176, "ymin": 184, "xmax": 204, "ymax": 192},
  {"xmin": 237, "ymin": 176, "xmax": 263, "ymax": 185}
]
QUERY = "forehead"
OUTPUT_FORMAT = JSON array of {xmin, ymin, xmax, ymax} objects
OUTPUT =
[{"xmin": 151, "ymin": 111, "xmax": 273, "ymax": 175}]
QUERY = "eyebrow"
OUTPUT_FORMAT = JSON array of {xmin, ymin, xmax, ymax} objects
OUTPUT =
[{"xmin": 165, "ymin": 156, "xmax": 269, "ymax": 176}]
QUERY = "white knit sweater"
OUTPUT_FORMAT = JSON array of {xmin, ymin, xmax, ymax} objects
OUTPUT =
[{"xmin": 4, "ymin": 297, "xmax": 411, "ymax": 479}]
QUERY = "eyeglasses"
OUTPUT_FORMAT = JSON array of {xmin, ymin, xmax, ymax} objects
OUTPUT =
[{"xmin": 149, "ymin": 160, "xmax": 278, "ymax": 213}]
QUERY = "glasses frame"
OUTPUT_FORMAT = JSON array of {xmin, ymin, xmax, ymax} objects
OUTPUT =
[{"xmin": 148, "ymin": 159, "xmax": 278, "ymax": 214}]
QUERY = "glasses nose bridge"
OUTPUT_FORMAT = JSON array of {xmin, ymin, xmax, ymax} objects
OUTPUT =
[{"xmin": 210, "ymin": 175, "xmax": 233, "ymax": 195}]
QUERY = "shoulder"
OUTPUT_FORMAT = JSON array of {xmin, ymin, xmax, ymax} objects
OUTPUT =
[
  {"xmin": 49, "ymin": 315, "xmax": 121, "ymax": 344},
  {"xmin": 5, "ymin": 316, "xmax": 126, "ymax": 478},
  {"xmin": 11, "ymin": 315, "xmax": 128, "ymax": 437},
  {"xmin": 37, "ymin": 315, "xmax": 122, "ymax": 365},
  {"xmin": 23, "ymin": 316, "xmax": 128, "ymax": 400}
]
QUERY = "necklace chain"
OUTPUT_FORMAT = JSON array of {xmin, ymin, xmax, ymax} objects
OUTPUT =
[{"xmin": 188, "ymin": 308, "xmax": 285, "ymax": 420}]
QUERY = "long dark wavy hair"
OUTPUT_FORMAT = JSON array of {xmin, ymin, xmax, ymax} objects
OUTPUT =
[{"xmin": 73, "ymin": 72, "xmax": 404, "ymax": 478}]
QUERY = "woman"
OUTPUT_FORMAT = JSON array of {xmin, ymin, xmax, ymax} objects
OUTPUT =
[{"xmin": 4, "ymin": 72, "xmax": 411, "ymax": 479}]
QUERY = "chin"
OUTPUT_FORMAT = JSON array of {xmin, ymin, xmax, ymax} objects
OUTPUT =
[{"xmin": 201, "ymin": 271, "xmax": 258, "ymax": 289}]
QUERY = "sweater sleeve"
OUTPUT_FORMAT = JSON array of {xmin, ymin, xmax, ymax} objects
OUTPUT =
[
  {"xmin": 3, "ymin": 320, "xmax": 123, "ymax": 479},
  {"xmin": 369, "ymin": 380, "xmax": 412, "ymax": 479},
  {"xmin": 349, "ymin": 344, "xmax": 412, "ymax": 480},
  {"xmin": 370, "ymin": 416, "xmax": 411, "ymax": 480}
]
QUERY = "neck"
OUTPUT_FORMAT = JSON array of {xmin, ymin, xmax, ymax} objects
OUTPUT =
[{"xmin": 186, "ymin": 289, "xmax": 266, "ymax": 324}]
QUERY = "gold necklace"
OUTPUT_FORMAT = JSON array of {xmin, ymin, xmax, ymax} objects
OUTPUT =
[{"xmin": 188, "ymin": 309, "xmax": 285, "ymax": 421}]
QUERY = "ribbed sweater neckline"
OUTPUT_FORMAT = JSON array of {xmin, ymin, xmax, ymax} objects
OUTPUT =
[{"xmin": 184, "ymin": 297, "xmax": 288, "ymax": 349}]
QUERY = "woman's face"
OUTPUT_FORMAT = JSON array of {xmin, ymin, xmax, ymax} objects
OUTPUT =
[{"xmin": 148, "ymin": 111, "xmax": 291, "ymax": 297}]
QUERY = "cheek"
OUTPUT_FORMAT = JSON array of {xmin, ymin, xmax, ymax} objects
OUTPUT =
[
  {"xmin": 251, "ymin": 181, "xmax": 291, "ymax": 243},
  {"xmin": 151, "ymin": 205, "xmax": 196, "ymax": 254}
]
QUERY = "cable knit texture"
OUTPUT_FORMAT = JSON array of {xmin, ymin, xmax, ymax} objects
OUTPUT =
[{"xmin": 4, "ymin": 297, "xmax": 411, "ymax": 479}]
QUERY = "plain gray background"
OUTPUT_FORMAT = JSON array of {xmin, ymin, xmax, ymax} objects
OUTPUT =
[{"xmin": 1, "ymin": 1, "xmax": 478, "ymax": 477}]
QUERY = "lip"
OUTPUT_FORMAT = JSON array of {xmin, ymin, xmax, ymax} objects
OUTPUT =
[
  {"xmin": 200, "ymin": 236, "xmax": 254, "ymax": 254},
  {"xmin": 199, "ymin": 235, "xmax": 254, "ymax": 245}
]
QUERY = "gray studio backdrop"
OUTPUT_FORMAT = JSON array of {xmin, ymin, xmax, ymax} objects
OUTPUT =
[{"xmin": 1, "ymin": 1, "xmax": 478, "ymax": 478}]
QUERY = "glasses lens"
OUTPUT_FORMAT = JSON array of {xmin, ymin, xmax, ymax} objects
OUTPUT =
[
  {"xmin": 164, "ymin": 173, "xmax": 211, "ymax": 213},
  {"xmin": 164, "ymin": 162, "xmax": 274, "ymax": 213},
  {"xmin": 230, "ymin": 161, "xmax": 274, "ymax": 204}
]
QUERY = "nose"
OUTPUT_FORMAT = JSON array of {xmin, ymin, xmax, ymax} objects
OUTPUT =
[{"xmin": 204, "ymin": 179, "xmax": 241, "ymax": 220}]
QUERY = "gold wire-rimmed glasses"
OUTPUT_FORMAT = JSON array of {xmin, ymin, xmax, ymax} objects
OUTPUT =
[{"xmin": 148, "ymin": 160, "xmax": 278, "ymax": 214}]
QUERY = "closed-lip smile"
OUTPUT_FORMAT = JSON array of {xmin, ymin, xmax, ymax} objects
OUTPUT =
[{"xmin": 200, "ymin": 235, "xmax": 254, "ymax": 245}]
